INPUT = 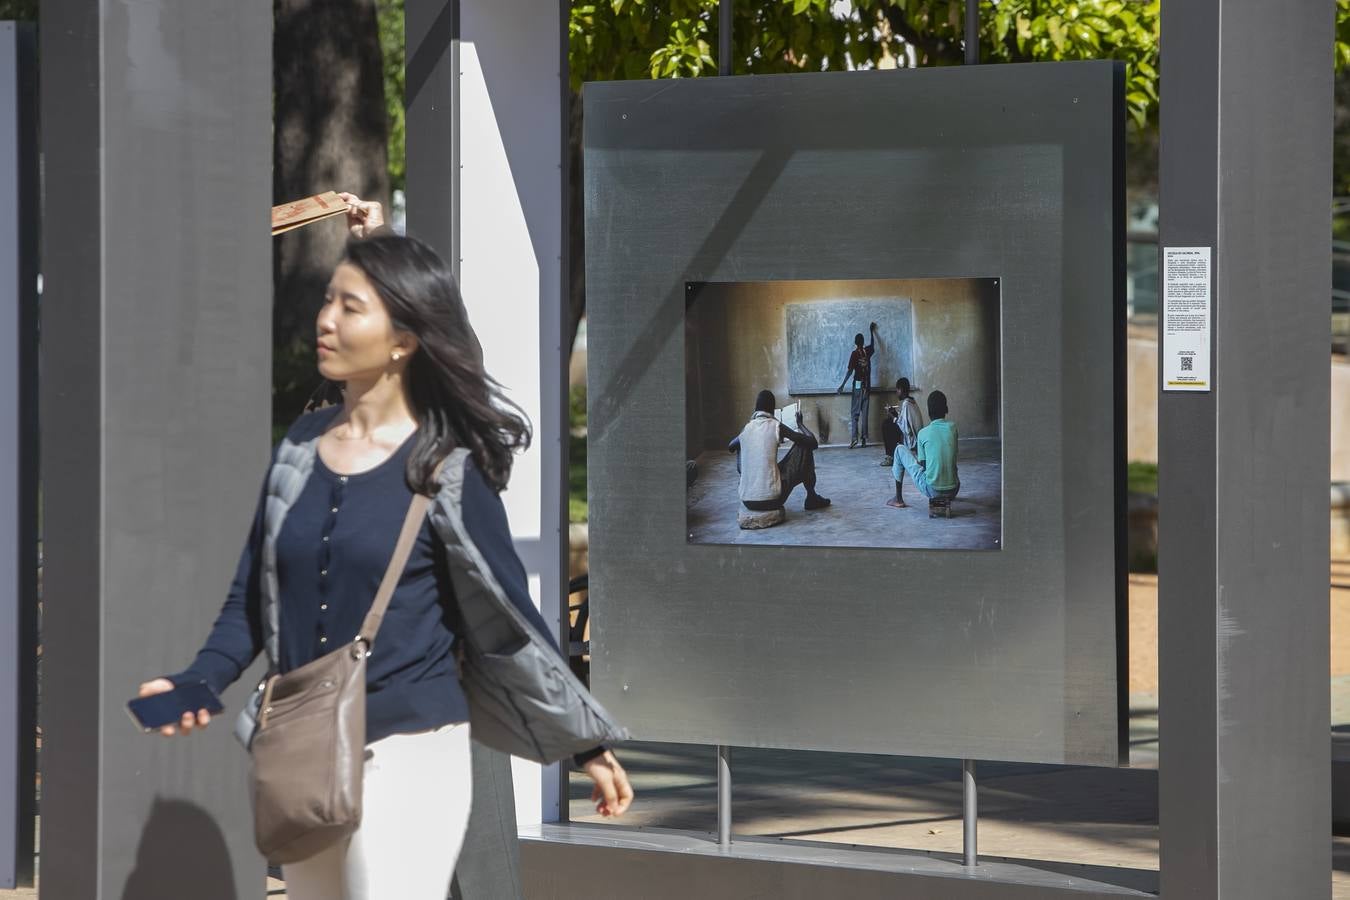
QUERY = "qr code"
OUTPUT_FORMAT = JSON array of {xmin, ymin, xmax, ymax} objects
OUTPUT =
[{"xmin": 1180, "ymin": 356, "xmax": 1193, "ymax": 371}]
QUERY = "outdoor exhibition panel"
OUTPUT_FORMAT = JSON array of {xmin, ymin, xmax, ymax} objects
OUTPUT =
[
  {"xmin": 584, "ymin": 62, "xmax": 1126, "ymax": 766},
  {"xmin": 39, "ymin": 0, "xmax": 274, "ymax": 895}
]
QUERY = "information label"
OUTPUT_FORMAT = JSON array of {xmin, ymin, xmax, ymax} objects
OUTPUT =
[{"xmin": 1162, "ymin": 246, "xmax": 1212, "ymax": 392}]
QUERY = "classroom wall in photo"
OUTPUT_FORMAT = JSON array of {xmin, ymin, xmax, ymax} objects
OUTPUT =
[{"xmin": 685, "ymin": 277, "xmax": 1000, "ymax": 457}]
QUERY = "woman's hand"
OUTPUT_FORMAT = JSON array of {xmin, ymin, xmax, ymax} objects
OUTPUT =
[
  {"xmin": 337, "ymin": 192, "xmax": 385, "ymax": 239},
  {"xmin": 582, "ymin": 750, "xmax": 634, "ymax": 818},
  {"xmin": 137, "ymin": 678, "xmax": 212, "ymax": 737}
]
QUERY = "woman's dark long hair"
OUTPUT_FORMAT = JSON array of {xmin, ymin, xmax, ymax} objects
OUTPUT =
[{"xmin": 337, "ymin": 234, "xmax": 532, "ymax": 494}]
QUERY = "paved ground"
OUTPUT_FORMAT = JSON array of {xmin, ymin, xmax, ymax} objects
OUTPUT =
[
  {"xmin": 564, "ymin": 709, "xmax": 1350, "ymax": 898},
  {"xmin": 8, "ymin": 569, "xmax": 1350, "ymax": 898},
  {"xmin": 687, "ymin": 437, "xmax": 1002, "ymax": 550},
  {"xmin": 559, "ymin": 568, "xmax": 1350, "ymax": 897}
]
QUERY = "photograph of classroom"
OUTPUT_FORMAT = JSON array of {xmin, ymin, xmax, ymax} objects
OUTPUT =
[{"xmin": 684, "ymin": 277, "xmax": 1002, "ymax": 550}]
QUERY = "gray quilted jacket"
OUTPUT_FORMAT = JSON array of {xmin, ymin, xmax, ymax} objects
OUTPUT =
[{"xmin": 234, "ymin": 420, "xmax": 626, "ymax": 763}]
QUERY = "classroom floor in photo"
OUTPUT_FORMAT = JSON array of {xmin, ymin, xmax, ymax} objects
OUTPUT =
[{"xmin": 686, "ymin": 437, "xmax": 1001, "ymax": 550}]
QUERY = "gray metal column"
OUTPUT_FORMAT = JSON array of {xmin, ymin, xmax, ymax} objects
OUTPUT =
[
  {"xmin": 39, "ymin": 1, "xmax": 273, "ymax": 897},
  {"xmin": 405, "ymin": 14, "xmax": 529, "ymax": 894},
  {"xmin": 407, "ymin": 0, "xmax": 571, "ymax": 892},
  {"xmin": 0, "ymin": 21, "xmax": 37, "ymax": 889},
  {"xmin": 1157, "ymin": 1, "xmax": 1331, "ymax": 898},
  {"xmin": 406, "ymin": 0, "xmax": 459, "ymax": 271}
]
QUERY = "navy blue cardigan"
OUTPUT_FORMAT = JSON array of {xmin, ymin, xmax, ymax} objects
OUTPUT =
[{"xmin": 171, "ymin": 420, "xmax": 559, "ymax": 745}]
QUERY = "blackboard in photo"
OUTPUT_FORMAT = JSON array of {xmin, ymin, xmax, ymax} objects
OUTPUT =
[{"xmin": 685, "ymin": 277, "xmax": 1002, "ymax": 551}]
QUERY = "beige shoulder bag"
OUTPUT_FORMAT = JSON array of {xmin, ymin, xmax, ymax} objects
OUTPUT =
[{"xmin": 248, "ymin": 491, "xmax": 431, "ymax": 865}]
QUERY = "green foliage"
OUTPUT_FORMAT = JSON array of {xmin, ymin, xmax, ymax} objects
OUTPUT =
[
  {"xmin": 377, "ymin": 0, "xmax": 406, "ymax": 194},
  {"xmin": 1127, "ymin": 460, "xmax": 1157, "ymax": 496},
  {"xmin": 569, "ymin": 433, "xmax": 589, "ymax": 523},
  {"xmin": 0, "ymin": 1, "xmax": 37, "ymax": 20},
  {"xmin": 569, "ymin": 385, "xmax": 589, "ymax": 523},
  {"xmin": 379, "ymin": 0, "xmax": 1350, "ymax": 203},
  {"xmin": 1126, "ymin": 460, "xmax": 1157, "ymax": 571},
  {"xmin": 965, "ymin": 0, "xmax": 1160, "ymax": 129},
  {"xmin": 1340, "ymin": 0, "xmax": 1350, "ymax": 71},
  {"xmin": 569, "ymin": 1, "xmax": 1161, "ymax": 125},
  {"xmin": 570, "ymin": 0, "xmax": 850, "ymax": 85},
  {"xmin": 568, "ymin": 0, "xmax": 1350, "ymax": 134},
  {"xmin": 570, "ymin": 382, "xmax": 589, "ymax": 425}
]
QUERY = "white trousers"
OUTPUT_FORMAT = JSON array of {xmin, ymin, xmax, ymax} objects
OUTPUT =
[{"xmin": 282, "ymin": 722, "xmax": 473, "ymax": 900}]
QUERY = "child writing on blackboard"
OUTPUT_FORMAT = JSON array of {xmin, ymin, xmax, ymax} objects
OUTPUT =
[{"xmin": 836, "ymin": 322, "xmax": 878, "ymax": 449}]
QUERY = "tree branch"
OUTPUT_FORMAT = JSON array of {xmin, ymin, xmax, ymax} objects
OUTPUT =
[{"xmin": 882, "ymin": 4, "xmax": 963, "ymax": 67}]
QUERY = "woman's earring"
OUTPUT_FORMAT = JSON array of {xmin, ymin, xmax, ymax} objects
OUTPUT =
[{"xmin": 392, "ymin": 352, "xmax": 402, "ymax": 361}]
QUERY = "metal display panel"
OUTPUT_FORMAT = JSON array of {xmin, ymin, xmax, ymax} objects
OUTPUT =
[{"xmin": 585, "ymin": 62, "xmax": 1126, "ymax": 766}]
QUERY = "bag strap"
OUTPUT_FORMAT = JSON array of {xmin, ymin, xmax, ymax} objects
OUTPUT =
[{"xmin": 356, "ymin": 490, "xmax": 433, "ymax": 648}]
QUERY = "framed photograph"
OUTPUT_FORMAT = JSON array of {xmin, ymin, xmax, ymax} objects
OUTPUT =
[{"xmin": 685, "ymin": 277, "xmax": 1001, "ymax": 551}]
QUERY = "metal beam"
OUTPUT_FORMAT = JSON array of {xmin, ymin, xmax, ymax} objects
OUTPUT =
[{"xmin": 1157, "ymin": 0, "xmax": 1331, "ymax": 896}]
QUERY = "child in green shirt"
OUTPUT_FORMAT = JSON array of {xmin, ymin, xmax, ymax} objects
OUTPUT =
[{"xmin": 888, "ymin": 390, "xmax": 959, "ymax": 508}]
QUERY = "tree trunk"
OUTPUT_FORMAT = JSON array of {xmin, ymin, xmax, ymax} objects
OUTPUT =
[{"xmin": 273, "ymin": 0, "xmax": 390, "ymax": 427}]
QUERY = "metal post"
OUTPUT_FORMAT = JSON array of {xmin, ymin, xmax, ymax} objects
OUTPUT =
[
  {"xmin": 961, "ymin": 759, "xmax": 977, "ymax": 867},
  {"xmin": 1158, "ymin": 0, "xmax": 1330, "ymax": 896},
  {"xmin": 719, "ymin": 0, "xmax": 733, "ymax": 76},
  {"xmin": 405, "ymin": 0, "xmax": 460, "ymax": 279},
  {"xmin": 0, "ymin": 22, "xmax": 37, "ymax": 889},
  {"xmin": 717, "ymin": 744, "xmax": 732, "ymax": 847},
  {"xmin": 39, "ymin": 1, "xmax": 273, "ymax": 895},
  {"xmin": 963, "ymin": 0, "xmax": 978, "ymax": 65}
]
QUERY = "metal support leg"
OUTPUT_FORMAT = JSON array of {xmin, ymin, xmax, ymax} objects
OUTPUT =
[
  {"xmin": 962, "ymin": 759, "xmax": 977, "ymax": 866},
  {"xmin": 717, "ymin": 745, "xmax": 732, "ymax": 847}
]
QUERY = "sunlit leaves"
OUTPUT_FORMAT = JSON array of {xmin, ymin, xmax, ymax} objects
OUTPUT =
[
  {"xmin": 1339, "ymin": 0, "xmax": 1350, "ymax": 70},
  {"xmin": 567, "ymin": 0, "xmax": 1350, "ymax": 134},
  {"xmin": 569, "ymin": 0, "xmax": 847, "ymax": 88},
  {"xmin": 377, "ymin": 0, "xmax": 406, "ymax": 192}
]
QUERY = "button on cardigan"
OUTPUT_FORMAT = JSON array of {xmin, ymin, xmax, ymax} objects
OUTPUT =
[{"xmin": 170, "ymin": 423, "xmax": 557, "ymax": 745}]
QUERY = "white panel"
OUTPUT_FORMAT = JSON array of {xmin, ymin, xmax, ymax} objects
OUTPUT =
[{"xmin": 460, "ymin": 0, "xmax": 564, "ymax": 826}]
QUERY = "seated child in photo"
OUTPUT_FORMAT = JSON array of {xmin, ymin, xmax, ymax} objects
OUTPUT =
[
  {"xmin": 880, "ymin": 377, "xmax": 922, "ymax": 470},
  {"xmin": 729, "ymin": 390, "xmax": 831, "ymax": 512},
  {"xmin": 887, "ymin": 389, "xmax": 958, "ymax": 509}
]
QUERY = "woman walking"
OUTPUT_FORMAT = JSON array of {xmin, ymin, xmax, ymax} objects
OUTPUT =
[{"xmin": 139, "ymin": 205, "xmax": 630, "ymax": 899}]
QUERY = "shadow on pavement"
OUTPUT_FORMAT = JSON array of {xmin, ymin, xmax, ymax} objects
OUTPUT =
[{"xmin": 120, "ymin": 798, "xmax": 236, "ymax": 900}]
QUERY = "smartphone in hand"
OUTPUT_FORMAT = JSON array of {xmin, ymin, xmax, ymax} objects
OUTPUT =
[{"xmin": 127, "ymin": 682, "xmax": 223, "ymax": 732}]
